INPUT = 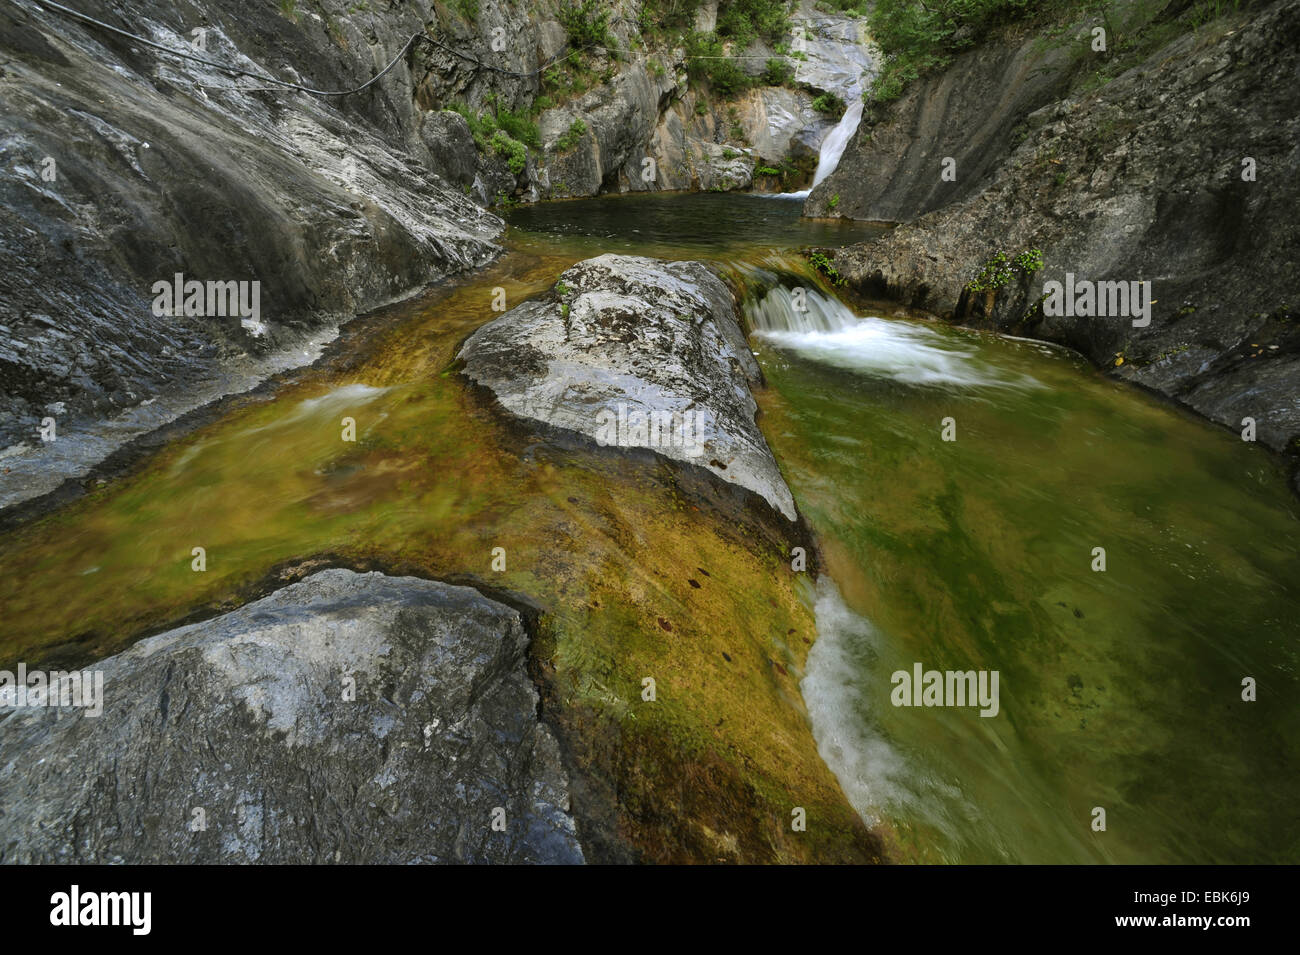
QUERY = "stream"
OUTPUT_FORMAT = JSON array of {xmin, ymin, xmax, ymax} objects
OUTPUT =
[{"xmin": 2, "ymin": 192, "xmax": 1296, "ymax": 863}]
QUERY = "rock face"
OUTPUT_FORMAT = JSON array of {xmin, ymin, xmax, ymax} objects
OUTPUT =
[
  {"xmin": 0, "ymin": 0, "xmax": 504, "ymax": 507},
  {"xmin": 0, "ymin": 569, "xmax": 583, "ymax": 864},
  {"xmin": 790, "ymin": 0, "xmax": 876, "ymax": 100},
  {"xmin": 804, "ymin": 21, "xmax": 1073, "ymax": 220},
  {"xmin": 458, "ymin": 254, "xmax": 799, "ymax": 520},
  {"xmin": 821, "ymin": 2, "xmax": 1300, "ymax": 462},
  {"xmin": 536, "ymin": 2, "xmax": 875, "ymax": 197}
]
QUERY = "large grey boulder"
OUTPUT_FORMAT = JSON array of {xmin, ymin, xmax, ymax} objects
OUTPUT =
[
  {"xmin": 0, "ymin": 569, "xmax": 583, "ymax": 864},
  {"xmin": 458, "ymin": 254, "xmax": 799, "ymax": 520}
]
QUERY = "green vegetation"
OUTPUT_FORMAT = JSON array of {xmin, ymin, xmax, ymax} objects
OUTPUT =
[
  {"xmin": 663, "ymin": 0, "xmax": 795, "ymax": 98},
  {"xmin": 1013, "ymin": 248, "xmax": 1043, "ymax": 272},
  {"xmin": 445, "ymin": 96, "xmax": 539, "ymax": 176},
  {"xmin": 554, "ymin": 118, "xmax": 589, "ymax": 153},
  {"xmin": 716, "ymin": 0, "xmax": 793, "ymax": 47},
  {"xmin": 816, "ymin": 0, "xmax": 870, "ymax": 14},
  {"xmin": 761, "ymin": 57, "xmax": 796, "ymax": 86},
  {"xmin": 827, "ymin": 192, "xmax": 840, "ymax": 210},
  {"xmin": 685, "ymin": 31, "xmax": 753, "ymax": 97},
  {"xmin": 557, "ymin": 0, "xmax": 616, "ymax": 52},
  {"xmin": 806, "ymin": 249, "xmax": 846, "ymax": 285},
  {"xmin": 490, "ymin": 131, "xmax": 528, "ymax": 174},
  {"xmin": 967, "ymin": 248, "xmax": 1042, "ymax": 292},
  {"xmin": 754, "ymin": 155, "xmax": 815, "ymax": 189},
  {"xmin": 811, "ymin": 91, "xmax": 846, "ymax": 117},
  {"xmin": 446, "ymin": 96, "xmax": 540, "ymax": 150},
  {"xmin": 867, "ymin": 0, "xmax": 1258, "ymax": 104},
  {"xmin": 449, "ymin": 0, "xmax": 478, "ymax": 20}
]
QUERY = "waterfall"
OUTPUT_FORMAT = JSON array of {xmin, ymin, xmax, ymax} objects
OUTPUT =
[
  {"xmin": 810, "ymin": 99, "xmax": 864, "ymax": 190},
  {"xmin": 746, "ymin": 285, "xmax": 1043, "ymax": 390},
  {"xmin": 773, "ymin": 98, "xmax": 865, "ymax": 200},
  {"xmin": 747, "ymin": 283, "xmax": 859, "ymax": 333}
]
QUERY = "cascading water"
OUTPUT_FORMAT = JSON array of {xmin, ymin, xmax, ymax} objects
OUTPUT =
[
  {"xmin": 809, "ymin": 99, "xmax": 865, "ymax": 190},
  {"xmin": 773, "ymin": 98, "xmax": 865, "ymax": 201},
  {"xmin": 746, "ymin": 284, "xmax": 1041, "ymax": 390}
]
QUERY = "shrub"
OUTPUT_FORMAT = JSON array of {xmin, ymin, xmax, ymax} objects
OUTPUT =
[
  {"xmin": 490, "ymin": 130, "xmax": 528, "ymax": 174},
  {"xmin": 967, "ymin": 248, "xmax": 1042, "ymax": 292},
  {"xmin": 761, "ymin": 57, "xmax": 796, "ymax": 86},
  {"xmin": 558, "ymin": 0, "xmax": 615, "ymax": 52},
  {"xmin": 717, "ymin": 0, "xmax": 792, "ymax": 47},
  {"xmin": 686, "ymin": 31, "xmax": 752, "ymax": 97},
  {"xmin": 807, "ymin": 250, "xmax": 846, "ymax": 286},
  {"xmin": 811, "ymin": 92, "xmax": 846, "ymax": 117},
  {"xmin": 555, "ymin": 118, "xmax": 588, "ymax": 152}
]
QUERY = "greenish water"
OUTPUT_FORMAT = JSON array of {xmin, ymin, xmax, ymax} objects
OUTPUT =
[
  {"xmin": 748, "ymin": 288, "xmax": 1300, "ymax": 864},
  {"xmin": 3, "ymin": 192, "xmax": 1295, "ymax": 864},
  {"xmin": 509, "ymin": 197, "xmax": 1300, "ymax": 862},
  {"xmin": 506, "ymin": 191, "xmax": 890, "ymax": 259}
]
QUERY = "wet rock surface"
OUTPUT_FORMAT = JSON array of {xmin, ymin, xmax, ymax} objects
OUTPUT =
[
  {"xmin": 0, "ymin": 568, "xmax": 583, "ymax": 864},
  {"xmin": 458, "ymin": 253, "xmax": 799, "ymax": 520},
  {"xmin": 0, "ymin": 0, "xmax": 505, "ymax": 504},
  {"xmin": 822, "ymin": 2, "xmax": 1300, "ymax": 461}
]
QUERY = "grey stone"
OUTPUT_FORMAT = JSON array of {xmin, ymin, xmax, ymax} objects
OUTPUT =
[
  {"xmin": 459, "ymin": 254, "xmax": 799, "ymax": 520},
  {"xmin": 821, "ymin": 1, "xmax": 1300, "ymax": 456},
  {"xmin": 0, "ymin": 569, "xmax": 583, "ymax": 864}
]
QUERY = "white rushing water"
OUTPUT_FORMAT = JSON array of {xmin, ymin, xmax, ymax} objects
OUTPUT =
[
  {"xmin": 801, "ymin": 577, "xmax": 979, "ymax": 850},
  {"xmin": 748, "ymin": 285, "xmax": 1042, "ymax": 390},
  {"xmin": 774, "ymin": 98, "xmax": 865, "ymax": 200}
]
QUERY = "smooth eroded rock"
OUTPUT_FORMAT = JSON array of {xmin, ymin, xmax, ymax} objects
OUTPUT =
[
  {"xmin": 0, "ymin": 569, "xmax": 583, "ymax": 864},
  {"xmin": 458, "ymin": 254, "xmax": 798, "ymax": 520}
]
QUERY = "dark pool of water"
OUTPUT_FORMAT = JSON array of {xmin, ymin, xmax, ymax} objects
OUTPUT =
[{"xmin": 506, "ymin": 191, "xmax": 891, "ymax": 257}]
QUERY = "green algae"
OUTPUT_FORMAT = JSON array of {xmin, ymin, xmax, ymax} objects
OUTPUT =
[
  {"xmin": 752, "ymin": 315, "xmax": 1300, "ymax": 864},
  {"xmin": 0, "ymin": 242, "xmax": 879, "ymax": 863}
]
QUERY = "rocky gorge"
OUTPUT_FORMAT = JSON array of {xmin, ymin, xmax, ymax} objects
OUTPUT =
[
  {"xmin": 1, "ymin": 0, "xmax": 1296, "ymax": 868},
  {"xmin": 810, "ymin": 0, "xmax": 1300, "ymax": 484}
]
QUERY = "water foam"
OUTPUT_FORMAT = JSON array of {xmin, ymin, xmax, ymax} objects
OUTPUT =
[
  {"xmin": 749, "ymin": 286, "xmax": 1040, "ymax": 390},
  {"xmin": 802, "ymin": 578, "xmax": 975, "ymax": 847}
]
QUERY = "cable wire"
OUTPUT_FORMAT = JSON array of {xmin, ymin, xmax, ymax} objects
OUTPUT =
[{"xmin": 12, "ymin": 0, "xmax": 598, "ymax": 96}]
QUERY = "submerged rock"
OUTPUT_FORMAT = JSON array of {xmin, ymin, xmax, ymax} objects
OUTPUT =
[
  {"xmin": 0, "ymin": 569, "xmax": 583, "ymax": 864},
  {"xmin": 458, "ymin": 254, "xmax": 799, "ymax": 520}
]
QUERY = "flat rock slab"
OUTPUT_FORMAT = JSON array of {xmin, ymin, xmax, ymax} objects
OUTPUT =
[
  {"xmin": 458, "ymin": 254, "xmax": 798, "ymax": 520},
  {"xmin": 0, "ymin": 569, "xmax": 583, "ymax": 864}
]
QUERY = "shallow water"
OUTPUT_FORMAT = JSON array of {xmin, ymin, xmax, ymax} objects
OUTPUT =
[
  {"xmin": 749, "ymin": 290, "xmax": 1300, "ymax": 863},
  {"xmin": 2, "ymin": 193, "xmax": 1295, "ymax": 863}
]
